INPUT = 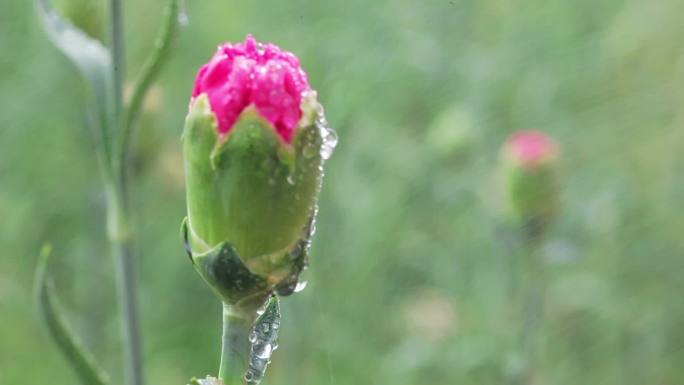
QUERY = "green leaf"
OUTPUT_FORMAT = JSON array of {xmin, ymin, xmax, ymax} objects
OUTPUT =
[
  {"xmin": 121, "ymin": 0, "xmax": 179, "ymax": 155},
  {"xmin": 35, "ymin": 0, "xmax": 113, "ymax": 156},
  {"xmin": 34, "ymin": 245, "xmax": 111, "ymax": 385}
]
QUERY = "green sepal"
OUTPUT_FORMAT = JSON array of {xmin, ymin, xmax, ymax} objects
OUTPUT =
[
  {"xmin": 183, "ymin": 219, "xmax": 269, "ymax": 306},
  {"xmin": 502, "ymin": 162, "xmax": 560, "ymax": 240},
  {"xmin": 183, "ymin": 93, "xmax": 324, "ymax": 260},
  {"xmin": 182, "ymin": 218, "xmax": 311, "ymax": 305},
  {"xmin": 210, "ymin": 107, "xmax": 295, "ymax": 173}
]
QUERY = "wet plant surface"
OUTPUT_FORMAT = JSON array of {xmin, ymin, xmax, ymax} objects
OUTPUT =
[{"xmin": 3, "ymin": 0, "xmax": 684, "ymax": 384}]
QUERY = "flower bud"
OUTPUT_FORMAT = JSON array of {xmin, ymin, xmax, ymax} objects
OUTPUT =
[
  {"xmin": 499, "ymin": 130, "xmax": 560, "ymax": 240},
  {"xmin": 182, "ymin": 35, "xmax": 335, "ymax": 304}
]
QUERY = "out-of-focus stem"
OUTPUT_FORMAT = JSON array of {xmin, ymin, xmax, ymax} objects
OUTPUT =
[
  {"xmin": 219, "ymin": 303, "xmax": 259, "ymax": 385},
  {"xmin": 109, "ymin": 0, "xmax": 124, "ymax": 130},
  {"xmin": 107, "ymin": 1, "xmax": 144, "ymax": 385},
  {"xmin": 511, "ymin": 241, "xmax": 546, "ymax": 385},
  {"xmin": 113, "ymin": 237, "xmax": 144, "ymax": 385},
  {"xmin": 106, "ymin": 182, "xmax": 144, "ymax": 385}
]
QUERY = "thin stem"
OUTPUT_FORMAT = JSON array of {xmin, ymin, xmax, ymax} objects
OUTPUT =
[
  {"xmin": 113, "ymin": 238, "xmax": 144, "ymax": 385},
  {"xmin": 107, "ymin": 2, "xmax": 144, "ymax": 385},
  {"xmin": 219, "ymin": 303, "xmax": 259, "ymax": 385},
  {"xmin": 106, "ymin": 184, "xmax": 144, "ymax": 385},
  {"xmin": 511, "ymin": 241, "xmax": 546, "ymax": 385},
  {"xmin": 109, "ymin": 0, "xmax": 124, "ymax": 138}
]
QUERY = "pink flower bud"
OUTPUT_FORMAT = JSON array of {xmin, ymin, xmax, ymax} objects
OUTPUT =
[
  {"xmin": 191, "ymin": 35, "xmax": 310, "ymax": 143},
  {"xmin": 502, "ymin": 130, "xmax": 559, "ymax": 170},
  {"xmin": 499, "ymin": 130, "xmax": 561, "ymax": 240},
  {"xmin": 183, "ymin": 35, "xmax": 336, "ymax": 302}
]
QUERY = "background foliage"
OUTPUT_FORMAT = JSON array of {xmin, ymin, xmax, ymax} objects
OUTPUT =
[{"xmin": 2, "ymin": 0, "xmax": 684, "ymax": 384}]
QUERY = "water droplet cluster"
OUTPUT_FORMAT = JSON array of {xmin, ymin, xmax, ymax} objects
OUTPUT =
[
  {"xmin": 315, "ymin": 102, "xmax": 338, "ymax": 161},
  {"xmin": 244, "ymin": 296, "xmax": 281, "ymax": 385}
]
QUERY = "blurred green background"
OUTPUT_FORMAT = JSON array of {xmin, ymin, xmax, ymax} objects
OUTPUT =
[{"xmin": 2, "ymin": 0, "xmax": 684, "ymax": 384}]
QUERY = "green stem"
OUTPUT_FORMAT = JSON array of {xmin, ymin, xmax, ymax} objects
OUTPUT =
[
  {"xmin": 106, "ymin": 183, "xmax": 144, "ymax": 385},
  {"xmin": 109, "ymin": 0, "xmax": 124, "ymax": 130},
  {"xmin": 511, "ymin": 241, "xmax": 546, "ymax": 385},
  {"xmin": 114, "ymin": 237, "xmax": 144, "ymax": 385},
  {"xmin": 107, "ymin": 2, "xmax": 144, "ymax": 385},
  {"xmin": 219, "ymin": 303, "xmax": 259, "ymax": 385}
]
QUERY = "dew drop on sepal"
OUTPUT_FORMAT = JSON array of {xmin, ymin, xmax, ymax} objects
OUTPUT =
[
  {"xmin": 294, "ymin": 280, "xmax": 308, "ymax": 293},
  {"xmin": 315, "ymin": 104, "xmax": 338, "ymax": 161}
]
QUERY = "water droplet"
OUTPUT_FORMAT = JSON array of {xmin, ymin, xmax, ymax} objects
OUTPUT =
[
  {"xmin": 319, "ymin": 128, "xmax": 338, "ymax": 160},
  {"xmin": 315, "ymin": 100, "xmax": 324, "ymax": 116},
  {"xmin": 249, "ymin": 332, "xmax": 257, "ymax": 343},
  {"xmin": 294, "ymin": 280, "xmax": 308, "ymax": 293},
  {"xmin": 309, "ymin": 220, "xmax": 317, "ymax": 237},
  {"xmin": 302, "ymin": 141, "xmax": 318, "ymax": 158},
  {"xmin": 262, "ymin": 323, "xmax": 270, "ymax": 333},
  {"xmin": 257, "ymin": 343, "xmax": 272, "ymax": 359},
  {"xmin": 286, "ymin": 175, "xmax": 295, "ymax": 185},
  {"xmin": 244, "ymin": 371, "xmax": 254, "ymax": 382}
]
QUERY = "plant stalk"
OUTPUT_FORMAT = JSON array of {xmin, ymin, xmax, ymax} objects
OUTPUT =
[
  {"xmin": 106, "ymin": 182, "xmax": 144, "ymax": 385},
  {"xmin": 108, "ymin": 1, "xmax": 144, "ymax": 385},
  {"xmin": 511, "ymin": 241, "xmax": 546, "ymax": 385},
  {"xmin": 109, "ymin": 0, "xmax": 124, "ymax": 127},
  {"xmin": 219, "ymin": 303, "xmax": 259, "ymax": 385}
]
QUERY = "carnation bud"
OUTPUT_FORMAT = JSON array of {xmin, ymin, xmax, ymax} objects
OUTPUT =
[
  {"xmin": 499, "ymin": 130, "xmax": 560, "ymax": 240},
  {"xmin": 182, "ymin": 35, "xmax": 336, "ymax": 304}
]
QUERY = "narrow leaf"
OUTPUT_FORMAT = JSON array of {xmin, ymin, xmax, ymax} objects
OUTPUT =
[
  {"xmin": 35, "ymin": 0, "xmax": 113, "ymax": 155},
  {"xmin": 121, "ymin": 0, "xmax": 179, "ymax": 155},
  {"xmin": 34, "ymin": 245, "xmax": 111, "ymax": 385}
]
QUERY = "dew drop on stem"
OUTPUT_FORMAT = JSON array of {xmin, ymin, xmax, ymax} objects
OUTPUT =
[{"xmin": 244, "ymin": 295, "xmax": 281, "ymax": 385}]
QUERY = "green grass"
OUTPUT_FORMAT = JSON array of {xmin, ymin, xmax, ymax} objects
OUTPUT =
[{"xmin": 2, "ymin": 0, "xmax": 684, "ymax": 384}]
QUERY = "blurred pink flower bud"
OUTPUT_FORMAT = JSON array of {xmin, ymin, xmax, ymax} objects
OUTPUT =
[
  {"xmin": 502, "ymin": 130, "xmax": 559, "ymax": 170},
  {"xmin": 500, "ymin": 130, "xmax": 561, "ymax": 240}
]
